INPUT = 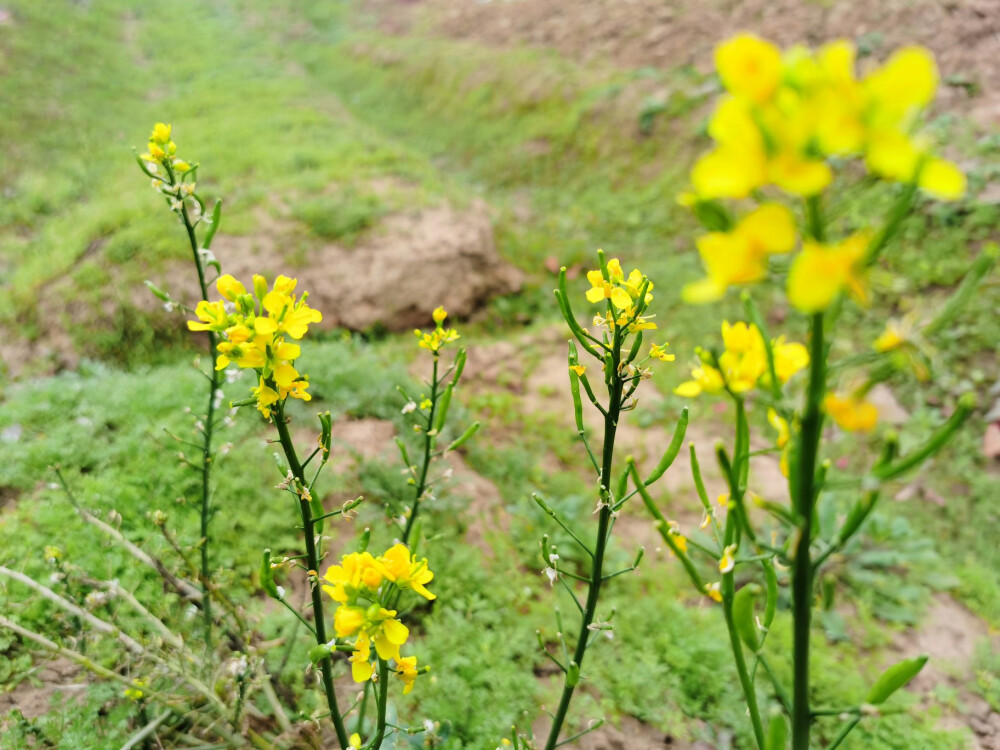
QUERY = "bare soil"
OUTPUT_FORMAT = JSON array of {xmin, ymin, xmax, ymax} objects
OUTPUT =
[
  {"xmin": 377, "ymin": 0, "xmax": 1000, "ymax": 128},
  {"xmin": 0, "ymin": 657, "xmax": 86, "ymax": 725},
  {"xmin": 890, "ymin": 594, "xmax": 1000, "ymax": 749},
  {"xmin": 207, "ymin": 201, "xmax": 522, "ymax": 333}
]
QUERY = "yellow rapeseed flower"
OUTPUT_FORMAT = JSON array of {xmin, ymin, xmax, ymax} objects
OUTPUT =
[
  {"xmin": 715, "ymin": 33, "xmax": 783, "ymax": 104},
  {"xmin": 676, "ymin": 322, "xmax": 807, "ymax": 397},
  {"xmin": 377, "ymin": 543, "xmax": 436, "ymax": 601},
  {"xmin": 786, "ymin": 232, "xmax": 870, "ymax": 313},
  {"xmin": 649, "ymin": 343, "xmax": 675, "ymax": 362},
  {"xmin": 683, "ymin": 203, "xmax": 796, "ymax": 303},
  {"xmin": 824, "ymin": 393, "xmax": 879, "ymax": 433},
  {"xmin": 396, "ymin": 655, "xmax": 419, "ymax": 694}
]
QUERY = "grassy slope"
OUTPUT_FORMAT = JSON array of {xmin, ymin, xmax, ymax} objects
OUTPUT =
[{"xmin": 1, "ymin": 1, "xmax": 998, "ymax": 748}]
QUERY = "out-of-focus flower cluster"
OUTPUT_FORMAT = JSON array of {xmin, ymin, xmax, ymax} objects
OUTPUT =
[
  {"xmin": 414, "ymin": 306, "xmax": 460, "ymax": 353},
  {"xmin": 682, "ymin": 36, "xmax": 966, "ymax": 307},
  {"xmin": 322, "ymin": 544, "xmax": 433, "ymax": 694},
  {"xmin": 187, "ymin": 274, "xmax": 322, "ymax": 418},
  {"xmin": 675, "ymin": 321, "xmax": 808, "ymax": 397}
]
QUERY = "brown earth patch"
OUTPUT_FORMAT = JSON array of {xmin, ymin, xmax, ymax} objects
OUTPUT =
[
  {"xmin": 532, "ymin": 684, "xmax": 715, "ymax": 749},
  {"xmin": 377, "ymin": 0, "xmax": 1000, "ymax": 128},
  {"xmin": 0, "ymin": 657, "xmax": 87, "ymax": 725},
  {"xmin": 3, "ymin": 200, "xmax": 521, "ymax": 377},
  {"xmin": 442, "ymin": 450, "xmax": 508, "ymax": 556},
  {"xmin": 889, "ymin": 594, "xmax": 1000, "ymax": 748},
  {"xmin": 210, "ymin": 201, "xmax": 522, "ymax": 332}
]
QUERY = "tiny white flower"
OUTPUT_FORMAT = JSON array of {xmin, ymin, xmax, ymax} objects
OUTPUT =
[
  {"xmin": 544, "ymin": 567, "xmax": 558, "ymax": 586},
  {"xmin": 401, "ymin": 400, "xmax": 417, "ymax": 414}
]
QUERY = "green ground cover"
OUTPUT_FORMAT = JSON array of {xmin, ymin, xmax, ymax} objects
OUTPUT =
[{"xmin": 1, "ymin": 1, "xmax": 998, "ymax": 748}]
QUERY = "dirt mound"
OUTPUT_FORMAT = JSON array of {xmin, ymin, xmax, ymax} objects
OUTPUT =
[
  {"xmin": 210, "ymin": 201, "xmax": 522, "ymax": 332},
  {"xmin": 380, "ymin": 0, "xmax": 1000, "ymax": 127},
  {"xmin": 2, "ymin": 201, "xmax": 520, "ymax": 377}
]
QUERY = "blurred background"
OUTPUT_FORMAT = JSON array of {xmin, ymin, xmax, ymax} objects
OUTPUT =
[{"xmin": 1, "ymin": 1, "xmax": 999, "ymax": 748}]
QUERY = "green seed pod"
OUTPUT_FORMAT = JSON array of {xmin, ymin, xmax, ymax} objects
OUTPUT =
[
  {"xmin": 318, "ymin": 411, "xmax": 332, "ymax": 462},
  {"xmin": 644, "ymin": 407, "xmax": 689, "ymax": 486},
  {"xmin": 446, "ymin": 421, "xmax": 480, "ymax": 453},
  {"xmin": 765, "ymin": 714, "xmax": 788, "ymax": 750},
  {"xmin": 144, "ymin": 280, "xmax": 171, "ymax": 303},
  {"xmin": 566, "ymin": 661, "xmax": 581, "ymax": 687},
  {"xmin": 732, "ymin": 583, "xmax": 762, "ymax": 652},
  {"xmin": 357, "ymin": 527, "xmax": 371, "ymax": 553},
  {"xmin": 310, "ymin": 490, "xmax": 325, "ymax": 535},
  {"xmin": 452, "ymin": 347, "xmax": 467, "ymax": 385},
  {"xmin": 202, "ymin": 199, "xmax": 223, "ymax": 250},
  {"xmin": 821, "ymin": 574, "xmax": 837, "ymax": 612},
  {"xmin": 433, "ymin": 385, "xmax": 453, "ymax": 434},
  {"xmin": 259, "ymin": 549, "xmax": 279, "ymax": 600},
  {"xmin": 866, "ymin": 655, "xmax": 928, "ymax": 705},
  {"xmin": 308, "ymin": 644, "xmax": 331, "ymax": 665}
]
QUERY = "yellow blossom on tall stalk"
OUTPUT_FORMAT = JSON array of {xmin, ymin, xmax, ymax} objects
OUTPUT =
[
  {"xmin": 321, "ymin": 543, "xmax": 431, "ymax": 692},
  {"xmin": 787, "ymin": 233, "xmax": 871, "ymax": 313},
  {"xmin": 586, "ymin": 255, "xmax": 657, "ymax": 332},
  {"xmin": 187, "ymin": 273, "xmax": 322, "ymax": 419},
  {"xmin": 683, "ymin": 35, "xmax": 967, "ymax": 315},
  {"xmin": 646, "ymin": 34, "xmax": 985, "ymax": 750},
  {"xmin": 414, "ymin": 307, "xmax": 460, "ymax": 352}
]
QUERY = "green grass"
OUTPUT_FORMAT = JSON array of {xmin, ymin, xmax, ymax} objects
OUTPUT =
[{"xmin": 1, "ymin": 0, "xmax": 998, "ymax": 747}]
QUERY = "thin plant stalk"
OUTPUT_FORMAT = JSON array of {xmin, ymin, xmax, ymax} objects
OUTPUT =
[
  {"xmin": 164, "ymin": 158, "xmax": 221, "ymax": 649},
  {"xmin": 544, "ymin": 311, "xmax": 624, "ymax": 749},
  {"xmin": 272, "ymin": 400, "xmax": 350, "ymax": 748},
  {"xmin": 403, "ymin": 355, "xmax": 438, "ymax": 544},
  {"xmin": 790, "ymin": 312, "xmax": 827, "ymax": 749}
]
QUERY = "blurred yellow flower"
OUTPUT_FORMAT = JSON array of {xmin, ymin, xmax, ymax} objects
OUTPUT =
[
  {"xmin": 683, "ymin": 203, "xmax": 796, "ymax": 303},
  {"xmin": 824, "ymin": 393, "xmax": 879, "ymax": 432},
  {"xmin": 787, "ymin": 232, "xmax": 870, "ymax": 313},
  {"xmin": 715, "ymin": 33, "xmax": 783, "ymax": 104}
]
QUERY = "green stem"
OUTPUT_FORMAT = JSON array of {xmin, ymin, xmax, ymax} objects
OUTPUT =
[
  {"xmin": 722, "ymin": 581, "xmax": 766, "ymax": 749},
  {"xmin": 403, "ymin": 355, "xmax": 438, "ymax": 545},
  {"xmin": 273, "ymin": 402, "xmax": 350, "ymax": 749},
  {"xmin": 719, "ymin": 399, "xmax": 765, "ymax": 749},
  {"xmin": 355, "ymin": 680, "xmax": 370, "ymax": 733},
  {"xmin": 544, "ymin": 328, "xmax": 623, "ymax": 750},
  {"xmin": 367, "ymin": 659, "xmax": 390, "ymax": 749},
  {"xmin": 826, "ymin": 717, "xmax": 862, "ymax": 750},
  {"xmin": 178, "ymin": 181, "xmax": 220, "ymax": 651},
  {"xmin": 791, "ymin": 313, "xmax": 827, "ymax": 750}
]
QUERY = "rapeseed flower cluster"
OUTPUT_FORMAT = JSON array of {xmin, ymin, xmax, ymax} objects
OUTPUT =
[
  {"xmin": 138, "ymin": 122, "xmax": 198, "ymax": 212},
  {"xmin": 321, "ymin": 543, "xmax": 433, "ymax": 693},
  {"xmin": 675, "ymin": 321, "xmax": 808, "ymax": 397},
  {"xmin": 187, "ymin": 273, "xmax": 322, "ymax": 418},
  {"xmin": 414, "ymin": 306, "xmax": 460, "ymax": 353},
  {"xmin": 586, "ymin": 257, "xmax": 657, "ymax": 333},
  {"xmin": 682, "ymin": 36, "xmax": 965, "ymax": 308}
]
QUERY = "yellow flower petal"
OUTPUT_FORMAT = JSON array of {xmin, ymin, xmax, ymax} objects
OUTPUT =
[{"xmin": 919, "ymin": 158, "xmax": 966, "ymax": 201}]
